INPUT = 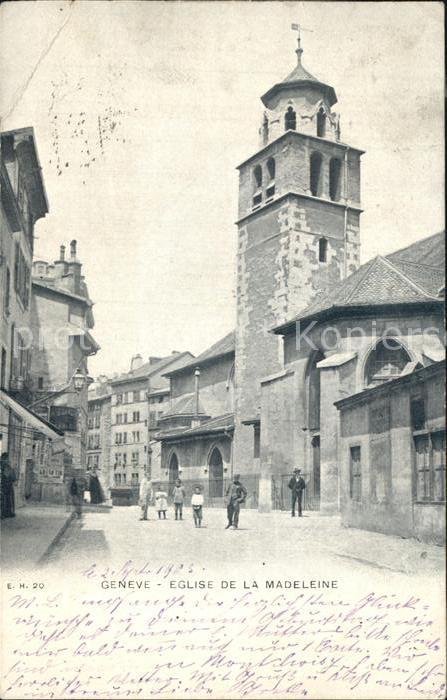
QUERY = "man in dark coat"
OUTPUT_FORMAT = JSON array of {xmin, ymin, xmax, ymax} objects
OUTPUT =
[
  {"xmin": 1, "ymin": 452, "xmax": 17, "ymax": 518},
  {"xmin": 225, "ymin": 474, "xmax": 247, "ymax": 529},
  {"xmin": 288, "ymin": 468, "xmax": 306, "ymax": 517},
  {"xmin": 89, "ymin": 471, "xmax": 104, "ymax": 504}
]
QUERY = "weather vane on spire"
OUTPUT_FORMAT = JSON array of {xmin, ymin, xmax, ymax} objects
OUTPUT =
[{"xmin": 291, "ymin": 23, "xmax": 313, "ymax": 64}]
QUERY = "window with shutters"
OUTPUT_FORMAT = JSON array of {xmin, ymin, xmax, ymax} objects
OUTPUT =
[{"xmin": 414, "ymin": 432, "xmax": 446, "ymax": 503}]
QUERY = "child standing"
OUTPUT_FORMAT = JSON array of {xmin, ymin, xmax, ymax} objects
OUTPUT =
[
  {"xmin": 155, "ymin": 485, "xmax": 168, "ymax": 519},
  {"xmin": 191, "ymin": 486, "xmax": 204, "ymax": 527},
  {"xmin": 172, "ymin": 479, "xmax": 186, "ymax": 520}
]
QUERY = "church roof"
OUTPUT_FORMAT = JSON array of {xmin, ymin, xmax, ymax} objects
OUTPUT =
[
  {"xmin": 157, "ymin": 413, "xmax": 234, "ymax": 442},
  {"xmin": 160, "ymin": 393, "xmax": 208, "ymax": 418},
  {"xmin": 110, "ymin": 352, "xmax": 193, "ymax": 385},
  {"xmin": 273, "ymin": 231, "xmax": 445, "ymax": 334},
  {"xmin": 282, "ymin": 61, "xmax": 319, "ymax": 84},
  {"xmin": 164, "ymin": 331, "xmax": 235, "ymax": 377},
  {"xmin": 261, "ymin": 51, "xmax": 337, "ymax": 108}
]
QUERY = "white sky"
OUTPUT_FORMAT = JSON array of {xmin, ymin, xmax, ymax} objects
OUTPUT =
[{"xmin": 0, "ymin": 1, "xmax": 444, "ymax": 377}]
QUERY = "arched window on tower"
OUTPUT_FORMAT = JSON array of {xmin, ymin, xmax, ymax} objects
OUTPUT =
[
  {"xmin": 364, "ymin": 338, "xmax": 412, "ymax": 387},
  {"xmin": 285, "ymin": 106, "xmax": 296, "ymax": 131},
  {"xmin": 329, "ymin": 158, "xmax": 342, "ymax": 201},
  {"xmin": 316, "ymin": 107, "xmax": 326, "ymax": 137},
  {"xmin": 310, "ymin": 152, "xmax": 322, "ymax": 197},
  {"xmin": 253, "ymin": 164, "xmax": 262, "ymax": 188},
  {"xmin": 252, "ymin": 164, "xmax": 263, "ymax": 209},
  {"xmin": 318, "ymin": 237, "xmax": 328, "ymax": 263},
  {"xmin": 266, "ymin": 157, "xmax": 275, "ymax": 201}
]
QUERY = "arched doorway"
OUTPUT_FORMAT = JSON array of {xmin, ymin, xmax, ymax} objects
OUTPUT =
[
  {"xmin": 168, "ymin": 452, "xmax": 179, "ymax": 488},
  {"xmin": 208, "ymin": 447, "xmax": 223, "ymax": 498}
]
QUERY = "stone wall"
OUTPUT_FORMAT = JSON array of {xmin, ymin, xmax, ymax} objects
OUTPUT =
[
  {"xmin": 338, "ymin": 368, "xmax": 445, "ymax": 544},
  {"xmin": 234, "ymin": 192, "xmax": 360, "ymax": 478}
]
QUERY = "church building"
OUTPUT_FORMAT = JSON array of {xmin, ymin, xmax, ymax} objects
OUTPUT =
[{"xmin": 154, "ymin": 34, "xmax": 445, "ymax": 542}]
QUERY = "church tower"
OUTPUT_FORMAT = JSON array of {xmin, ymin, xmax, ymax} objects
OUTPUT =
[{"xmin": 234, "ymin": 33, "xmax": 364, "ymax": 477}]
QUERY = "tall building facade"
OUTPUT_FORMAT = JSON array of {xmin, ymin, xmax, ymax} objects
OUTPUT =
[
  {"xmin": 30, "ymin": 241, "xmax": 99, "ymax": 495},
  {"xmin": 1, "ymin": 127, "xmax": 62, "ymax": 507},
  {"xmin": 87, "ymin": 375, "xmax": 112, "ymax": 494},
  {"xmin": 233, "ymin": 41, "xmax": 363, "ymax": 488},
  {"xmin": 109, "ymin": 351, "xmax": 193, "ymax": 491}
]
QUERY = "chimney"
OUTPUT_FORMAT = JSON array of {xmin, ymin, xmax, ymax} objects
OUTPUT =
[
  {"xmin": 130, "ymin": 354, "xmax": 143, "ymax": 371},
  {"xmin": 194, "ymin": 367, "xmax": 200, "ymax": 416},
  {"xmin": 66, "ymin": 239, "xmax": 82, "ymax": 294},
  {"xmin": 54, "ymin": 243, "xmax": 68, "ymax": 280}
]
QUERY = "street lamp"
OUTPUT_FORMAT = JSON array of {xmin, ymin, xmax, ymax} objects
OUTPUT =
[
  {"xmin": 72, "ymin": 368, "xmax": 87, "ymax": 392},
  {"xmin": 28, "ymin": 368, "xmax": 90, "ymax": 410}
]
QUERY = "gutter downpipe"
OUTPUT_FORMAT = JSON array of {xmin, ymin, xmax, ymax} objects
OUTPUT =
[{"xmin": 343, "ymin": 145, "xmax": 349, "ymax": 279}]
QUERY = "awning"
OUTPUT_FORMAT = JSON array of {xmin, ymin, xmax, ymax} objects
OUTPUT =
[{"xmin": 0, "ymin": 390, "xmax": 63, "ymax": 440}]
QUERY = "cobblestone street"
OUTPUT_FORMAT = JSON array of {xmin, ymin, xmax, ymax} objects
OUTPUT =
[{"xmin": 43, "ymin": 505, "xmax": 444, "ymax": 581}]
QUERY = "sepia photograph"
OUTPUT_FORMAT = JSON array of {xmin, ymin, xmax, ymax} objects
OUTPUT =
[{"xmin": 0, "ymin": 1, "xmax": 445, "ymax": 698}]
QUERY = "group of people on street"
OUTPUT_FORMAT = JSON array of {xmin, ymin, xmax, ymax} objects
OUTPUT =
[
  {"xmin": 139, "ymin": 476, "xmax": 205, "ymax": 527},
  {"xmin": 69, "ymin": 470, "xmax": 106, "ymax": 517},
  {"xmin": 138, "ymin": 473, "xmax": 248, "ymax": 529},
  {"xmin": 139, "ymin": 469, "xmax": 306, "ymax": 526},
  {"xmin": 3, "ymin": 453, "xmax": 307, "ymax": 525}
]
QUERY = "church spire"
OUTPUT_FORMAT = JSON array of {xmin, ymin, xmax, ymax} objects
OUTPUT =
[
  {"xmin": 291, "ymin": 22, "xmax": 305, "ymax": 66},
  {"xmin": 261, "ymin": 25, "xmax": 337, "ymax": 109}
]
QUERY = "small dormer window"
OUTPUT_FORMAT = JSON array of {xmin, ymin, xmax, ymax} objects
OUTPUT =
[
  {"xmin": 317, "ymin": 107, "xmax": 326, "ymax": 137},
  {"xmin": 318, "ymin": 237, "xmax": 328, "ymax": 262},
  {"xmin": 285, "ymin": 106, "xmax": 296, "ymax": 131}
]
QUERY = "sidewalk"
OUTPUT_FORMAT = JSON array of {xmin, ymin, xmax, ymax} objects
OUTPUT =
[{"xmin": 1, "ymin": 503, "xmax": 75, "ymax": 570}]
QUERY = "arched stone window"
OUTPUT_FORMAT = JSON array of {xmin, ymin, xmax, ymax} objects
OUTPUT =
[
  {"xmin": 364, "ymin": 338, "xmax": 412, "ymax": 386},
  {"xmin": 208, "ymin": 446, "xmax": 223, "ymax": 498},
  {"xmin": 329, "ymin": 158, "xmax": 342, "ymax": 201},
  {"xmin": 318, "ymin": 237, "xmax": 328, "ymax": 263},
  {"xmin": 285, "ymin": 106, "xmax": 296, "ymax": 131},
  {"xmin": 316, "ymin": 107, "xmax": 326, "ymax": 137},
  {"xmin": 253, "ymin": 164, "xmax": 262, "ymax": 188},
  {"xmin": 265, "ymin": 157, "xmax": 276, "ymax": 201},
  {"xmin": 310, "ymin": 152, "xmax": 323, "ymax": 197},
  {"xmin": 266, "ymin": 157, "xmax": 275, "ymax": 180},
  {"xmin": 252, "ymin": 164, "xmax": 263, "ymax": 209}
]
